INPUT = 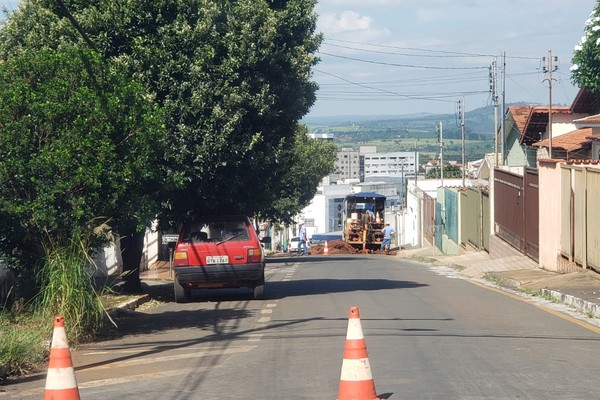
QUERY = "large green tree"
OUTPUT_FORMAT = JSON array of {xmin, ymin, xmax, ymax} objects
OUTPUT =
[
  {"xmin": 1, "ymin": 0, "xmax": 332, "ymax": 221},
  {"xmin": 0, "ymin": 46, "xmax": 166, "ymax": 275},
  {"xmin": 571, "ymin": 2, "xmax": 600, "ymax": 92},
  {"xmin": 0, "ymin": 0, "xmax": 334, "ymax": 290}
]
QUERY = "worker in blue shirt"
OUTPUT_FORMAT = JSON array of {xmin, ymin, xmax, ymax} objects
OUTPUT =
[
  {"xmin": 298, "ymin": 223, "xmax": 308, "ymax": 256},
  {"xmin": 380, "ymin": 223, "xmax": 396, "ymax": 254}
]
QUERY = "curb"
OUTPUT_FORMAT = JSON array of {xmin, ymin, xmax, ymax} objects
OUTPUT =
[
  {"xmin": 542, "ymin": 289, "xmax": 600, "ymax": 318},
  {"xmin": 449, "ymin": 265, "xmax": 600, "ymax": 319},
  {"xmin": 107, "ymin": 294, "xmax": 151, "ymax": 318}
]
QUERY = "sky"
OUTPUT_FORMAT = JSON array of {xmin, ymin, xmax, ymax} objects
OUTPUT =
[
  {"xmin": 312, "ymin": 0, "xmax": 599, "ymax": 117},
  {"xmin": 0, "ymin": 0, "xmax": 598, "ymax": 117}
]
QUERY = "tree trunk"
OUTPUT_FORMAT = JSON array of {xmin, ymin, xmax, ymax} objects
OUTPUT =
[{"xmin": 119, "ymin": 230, "xmax": 145, "ymax": 293}]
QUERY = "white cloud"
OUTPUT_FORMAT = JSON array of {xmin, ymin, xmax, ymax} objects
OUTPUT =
[
  {"xmin": 319, "ymin": 10, "xmax": 372, "ymax": 34},
  {"xmin": 317, "ymin": 10, "xmax": 390, "ymax": 41},
  {"xmin": 414, "ymin": 8, "xmax": 443, "ymax": 23}
]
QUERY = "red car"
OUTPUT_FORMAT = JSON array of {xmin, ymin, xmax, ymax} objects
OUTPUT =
[{"xmin": 172, "ymin": 215, "xmax": 265, "ymax": 302}]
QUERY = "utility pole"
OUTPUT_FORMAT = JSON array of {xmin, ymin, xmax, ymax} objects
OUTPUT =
[
  {"xmin": 437, "ymin": 121, "xmax": 444, "ymax": 187},
  {"xmin": 459, "ymin": 97, "xmax": 466, "ymax": 186},
  {"xmin": 501, "ymin": 51, "xmax": 506, "ymax": 165},
  {"xmin": 414, "ymin": 142, "xmax": 418, "ymax": 186},
  {"xmin": 490, "ymin": 60, "xmax": 499, "ymax": 166},
  {"xmin": 543, "ymin": 50, "xmax": 558, "ymax": 159},
  {"xmin": 401, "ymin": 159, "xmax": 405, "ymax": 209}
]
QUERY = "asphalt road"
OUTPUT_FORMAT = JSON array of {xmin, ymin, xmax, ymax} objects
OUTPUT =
[{"xmin": 3, "ymin": 255, "xmax": 600, "ymax": 399}]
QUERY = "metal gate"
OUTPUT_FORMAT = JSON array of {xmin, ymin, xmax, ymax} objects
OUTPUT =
[
  {"xmin": 524, "ymin": 169, "xmax": 539, "ymax": 261},
  {"xmin": 460, "ymin": 187, "xmax": 490, "ymax": 251},
  {"xmin": 493, "ymin": 168, "xmax": 539, "ymax": 261},
  {"xmin": 423, "ymin": 193, "xmax": 436, "ymax": 246}
]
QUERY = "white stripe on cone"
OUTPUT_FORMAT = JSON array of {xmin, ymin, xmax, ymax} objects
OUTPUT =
[
  {"xmin": 51, "ymin": 326, "xmax": 69, "ymax": 348},
  {"xmin": 340, "ymin": 358, "xmax": 374, "ymax": 381},
  {"xmin": 45, "ymin": 369, "xmax": 78, "ymax": 390},
  {"xmin": 346, "ymin": 318, "xmax": 364, "ymax": 340}
]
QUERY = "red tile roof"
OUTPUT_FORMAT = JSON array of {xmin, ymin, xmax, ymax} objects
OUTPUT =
[
  {"xmin": 521, "ymin": 106, "xmax": 572, "ymax": 145},
  {"xmin": 532, "ymin": 128, "xmax": 592, "ymax": 151},
  {"xmin": 507, "ymin": 105, "xmax": 532, "ymax": 134},
  {"xmin": 570, "ymin": 87, "xmax": 600, "ymax": 114},
  {"xmin": 574, "ymin": 113, "xmax": 600, "ymax": 126}
]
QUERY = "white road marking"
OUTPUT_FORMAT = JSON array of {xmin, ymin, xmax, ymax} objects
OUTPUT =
[{"xmin": 77, "ymin": 345, "xmax": 255, "ymax": 371}]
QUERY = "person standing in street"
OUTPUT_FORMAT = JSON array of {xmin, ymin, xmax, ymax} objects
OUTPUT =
[
  {"xmin": 298, "ymin": 223, "xmax": 308, "ymax": 256},
  {"xmin": 380, "ymin": 223, "xmax": 396, "ymax": 254}
]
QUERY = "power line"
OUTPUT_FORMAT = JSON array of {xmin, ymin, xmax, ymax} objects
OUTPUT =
[
  {"xmin": 315, "ymin": 68, "xmax": 462, "ymax": 102},
  {"xmin": 324, "ymin": 38, "xmax": 540, "ymax": 60},
  {"xmin": 321, "ymin": 42, "xmax": 484, "ymax": 58},
  {"xmin": 317, "ymin": 51, "xmax": 489, "ymax": 70}
]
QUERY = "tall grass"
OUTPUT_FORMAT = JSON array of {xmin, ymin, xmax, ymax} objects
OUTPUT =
[
  {"xmin": 36, "ymin": 229, "xmax": 109, "ymax": 343},
  {"xmin": 0, "ymin": 312, "xmax": 49, "ymax": 377}
]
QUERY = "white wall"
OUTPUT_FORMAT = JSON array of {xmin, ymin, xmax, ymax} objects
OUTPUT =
[
  {"xmin": 93, "ymin": 223, "xmax": 160, "ymax": 277},
  {"xmin": 404, "ymin": 184, "xmax": 423, "ymax": 247}
]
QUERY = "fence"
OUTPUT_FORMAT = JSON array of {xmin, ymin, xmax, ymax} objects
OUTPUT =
[
  {"xmin": 460, "ymin": 187, "xmax": 490, "ymax": 251},
  {"xmin": 560, "ymin": 165, "xmax": 600, "ymax": 271}
]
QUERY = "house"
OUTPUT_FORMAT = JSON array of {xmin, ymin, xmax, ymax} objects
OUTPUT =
[
  {"xmin": 574, "ymin": 113, "xmax": 600, "ymax": 160},
  {"xmin": 532, "ymin": 128, "xmax": 593, "ymax": 160},
  {"xmin": 503, "ymin": 105, "xmax": 534, "ymax": 166}
]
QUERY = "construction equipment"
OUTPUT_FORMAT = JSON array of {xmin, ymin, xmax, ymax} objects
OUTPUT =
[{"xmin": 342, "ymin": 193, "xmax": 386, "ymax": 252}]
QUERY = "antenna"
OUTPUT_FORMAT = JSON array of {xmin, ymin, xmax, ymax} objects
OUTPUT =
[{"xmin": 542, "ymin": 50, "xmax": 558, "ymax": 159}]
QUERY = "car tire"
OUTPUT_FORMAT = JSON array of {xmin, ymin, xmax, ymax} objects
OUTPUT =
[
  {"xmin": 174, "ymin": 275, "xmax": 190, "ymax": 303},
  {"xmin": 253, "ymin": 275, "xmax": 265, "ymax": 300}
]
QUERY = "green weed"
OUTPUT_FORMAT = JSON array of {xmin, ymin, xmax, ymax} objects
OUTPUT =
[
  {"xmin": 0, "ymin": 311, "xmax": 50, "ymax": 377},
  {"xmin": 36, "ymin": 228, "xmax": 110, "ymax": 343}
]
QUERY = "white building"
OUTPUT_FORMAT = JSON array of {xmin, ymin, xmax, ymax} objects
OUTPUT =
[
  {"xmin": 363, "ymin": 151, "xmax": 419, "ymax": 178},
  {"xmin": 403, "ymin": 178, "xmax": 475, "ymax": 248},
  {"xmin": 333, "ymin": 148, "xmax": 361, "ymax": 182},
  {"xmin": 293, "ymin": 181, "xmax": 402, "ymax": 241}
]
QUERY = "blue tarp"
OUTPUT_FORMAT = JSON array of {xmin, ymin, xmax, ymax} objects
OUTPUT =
[
  {"xmin": 310, "ymin": 233, "xmax": 342, "ymax": 243},
  {"xmin": 345, "ymin": 192, "xmax": 385, "ymax": 199}
]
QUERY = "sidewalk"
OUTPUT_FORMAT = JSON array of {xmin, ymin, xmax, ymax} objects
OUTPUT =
[{"xmin": 398, "ymin": 244, "xmax": 600, "ymax": 319}]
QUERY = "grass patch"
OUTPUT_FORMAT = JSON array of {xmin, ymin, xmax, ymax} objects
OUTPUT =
[
  {"xmin": 0, "ymin": 309, "xmax": 51, "ymax": 378},
  {"xmin": 410, "ymin": 255, "xmax": 436, "ymax": 264},
  {"xmin": 482, "ymin": 272, "xmax": 509, "ymax": 286},
  {"xmin": 36, "ymin": 230, "xmax": 110, "ymax": 343},
  {"xmin": 1, "ymin": 228, "xmax": 117, "ymax": 380}
]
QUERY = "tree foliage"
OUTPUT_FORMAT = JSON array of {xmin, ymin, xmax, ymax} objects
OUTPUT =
[
  {"xmin": 571, "ymin": 2, "xmax": 600, "ymax": 93},
  {"xmin": 0, "ymin": 46, "xmax": 166, "ymax": 267},
  {"xmin": 426, "ymin": 165, "xmax": 463, "ymax": 179},
  {"xmin": 0, "ymin": 0, "xmax": 334, "ymax": 280},
  {"xmin": 0, "ymin": 0, "xmax": 330, "ymax": 226}
]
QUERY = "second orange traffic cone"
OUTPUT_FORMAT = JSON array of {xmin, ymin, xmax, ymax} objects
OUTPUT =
[
  {"xmin": 324, "ymin": 241, "xmax": 330, "ymax": 256},
  {"xmin": 44, "ymin": 316, "xmax": 80, "ymax": 400},
  {"xmin": 337, "ymin": 307, "xmax": 380, "ymax": 400}
]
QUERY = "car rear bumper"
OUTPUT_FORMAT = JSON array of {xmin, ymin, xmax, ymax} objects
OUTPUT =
[{"xmin": 174, "ymin": 263, "xmax": 264, "ymax": 287}]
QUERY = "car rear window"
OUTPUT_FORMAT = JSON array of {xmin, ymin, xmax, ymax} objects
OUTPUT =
[{"xmin": 182, "ymin": 217, "xmax": 251, "ymax": 243}]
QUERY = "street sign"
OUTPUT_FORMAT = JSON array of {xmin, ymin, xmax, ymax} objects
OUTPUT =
[{"xmin": 161, "ymin": 234, "xmax": 179, "ymax": 244}]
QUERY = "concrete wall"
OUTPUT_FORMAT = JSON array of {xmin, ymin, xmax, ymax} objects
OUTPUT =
[
  {"xmin": 538, "ymin": 160, "xmax": 562, "ymax": 272},
  {"xmin": 404, "ymin": 184, "xmax": 423, "ymax": 247},
  {"xmin": 93, "ymin": 224, "xmax": 160, "ymax": 277}
]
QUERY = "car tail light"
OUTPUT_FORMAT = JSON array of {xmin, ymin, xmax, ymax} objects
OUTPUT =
[
  {"xmin": 247, "ymin": 248, "xmax": 262, "ymax": 263},
  {"xmin": 173, "ymin": 250, "xmax": 189, "ymax": 266}
]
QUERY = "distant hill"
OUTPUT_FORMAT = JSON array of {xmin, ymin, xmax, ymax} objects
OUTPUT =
[
  {"xmin": 304, "ymin": 105, "xmax": 498, "ymax": 141},
  {"xmin": 303, "ymin": 105, "xmax": 508, "ymax": 162},
  {"xmin": 302, "ymin": 113, "xmax": 435, "ymax": 126}
]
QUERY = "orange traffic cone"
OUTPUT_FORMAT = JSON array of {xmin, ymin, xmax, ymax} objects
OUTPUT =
[
  {"xmin": 375, "ymin": 212, "xmax": 381, "ymax": 223},
  {"xmin": 337, "ymin": 307, "xmax": 380, "ymax": 400},
  {"xmin": 44, "ymin": 317, "xmax": 80, "ymax": 400},
  {"xmin": 324, "ymin": 241, "xmax": 330, "ymax": 256}
]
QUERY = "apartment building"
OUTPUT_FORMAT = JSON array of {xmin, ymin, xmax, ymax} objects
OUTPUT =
[{"xmin": 363, "ymin": 151, "xmax": 419, "ymax": 178}]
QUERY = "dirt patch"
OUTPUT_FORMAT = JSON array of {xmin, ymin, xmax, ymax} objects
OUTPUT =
[{"xmin": 309, "ymin": 240, "xmax": 397, "ymax": 256}]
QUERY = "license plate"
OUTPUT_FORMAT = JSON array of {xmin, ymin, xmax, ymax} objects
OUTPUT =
[{"xmin": 206, "ymin": 255, "xmax": 229, "ymax": 264}]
